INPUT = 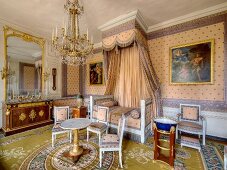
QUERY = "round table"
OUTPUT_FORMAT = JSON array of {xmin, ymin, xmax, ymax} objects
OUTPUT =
[{"xmin": 60, "ymin": 118, "xmax": 91, "ymax": 157}]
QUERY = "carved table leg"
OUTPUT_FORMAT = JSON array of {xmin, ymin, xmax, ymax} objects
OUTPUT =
[{"xmin": 69, "ymin": 129, "xmax": 83, "ymax": 156}]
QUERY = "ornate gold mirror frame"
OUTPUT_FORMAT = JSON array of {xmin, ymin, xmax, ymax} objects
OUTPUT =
[{"xmin": 3, "ymin": 25, "xmax": 45, "ymax": 101}]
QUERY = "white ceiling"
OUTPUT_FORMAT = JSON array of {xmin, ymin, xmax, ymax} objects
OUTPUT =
[{"xmin": 0, "ymin": 0, "xmax": 226, "ymax": 43}]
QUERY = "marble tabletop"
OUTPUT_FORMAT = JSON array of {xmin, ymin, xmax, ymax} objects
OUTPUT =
[{"xmin": 60, "ymin": 118, "xmax": 91, "ymax": 130}]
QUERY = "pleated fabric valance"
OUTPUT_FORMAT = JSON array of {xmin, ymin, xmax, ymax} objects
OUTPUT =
[{"xmin": 102, "ymin": 29, "xmax": 148, "ymax": 52}]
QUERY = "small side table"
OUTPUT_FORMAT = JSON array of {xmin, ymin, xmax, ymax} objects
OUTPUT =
[
  {"xmin": 72, "ymin": 106, "xmax": 87, "ymax": 118},
  {"xmin": 60, "ymin": 118, "xmax": 91, "ymax": 161},
  {"xmin": 153, "ymin": 123, "xmax": 176, "ymax": 167},
  {"xmin": 181, "ymin": 136, "xmax": 201, "ymax": 152}
]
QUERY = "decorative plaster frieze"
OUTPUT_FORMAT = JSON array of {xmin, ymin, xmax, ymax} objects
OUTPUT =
[
  {"xmin": 147, "ymin": 12, "xmax": 227, "ymax": 40},
  {"xmin": 102, "ymin": 20, "xmax": 136, "ymax": 38}
]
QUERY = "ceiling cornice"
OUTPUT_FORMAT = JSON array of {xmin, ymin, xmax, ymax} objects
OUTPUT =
[
  {"xmin": 98, "ymin": 10, "xmax": 148, "ymax": 33},
  {"xmin": 147, "ymin": 2, "xmax": 227, "ymax": 33},
  {"xmin": 98, "ymin": 2, "xmax": 227, "ymax": 35}
]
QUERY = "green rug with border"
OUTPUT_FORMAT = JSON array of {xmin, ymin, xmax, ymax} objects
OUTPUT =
[{"xmin": 0, "ymin": 125, "xmax": 224, "ymax": 170}]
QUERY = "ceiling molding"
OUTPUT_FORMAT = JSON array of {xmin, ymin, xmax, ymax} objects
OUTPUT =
[
  {"xmin": 98, "ymin": 10, "xmax": 148, "ymax": 33},
  {"xmin": 0, "ymin": 16, "xmax": 47, "ymax": 39},
  {"xmin": 147, "ymin": 2, "xmax": 227, "ymax": 33}
]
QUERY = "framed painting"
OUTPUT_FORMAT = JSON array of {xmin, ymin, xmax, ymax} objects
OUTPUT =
[
  {"xmin": 170, "ymin": 39, "xmax": 214, "ymax": 84},
  {"xmin": 89, "ymin": 61, "xmax": 104, "ymax": 85}
]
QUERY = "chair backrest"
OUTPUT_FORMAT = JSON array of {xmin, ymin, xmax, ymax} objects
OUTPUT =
[
  {"xmin": 117, "ymin": 115, "xmax": 126, "ymax": 147},
  {"xmin": 54, "ymin": 106, "xmax": 70, "ymax": 124},
  {"xmin": 95, "ymin": 106, "xmax": 109, "ymax": 125},
  {"xmin": 180, "ymin": 104, "xmax": 201, "ymax": 123}
]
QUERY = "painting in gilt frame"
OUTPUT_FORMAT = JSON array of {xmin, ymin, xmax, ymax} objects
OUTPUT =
[
  {"xmin": 89, "ymin": 62, "xmax": 104, "ymax": 85},
  {"xmin": 170, "ymin": 39, "xmax": 214, "ymax": 84}
]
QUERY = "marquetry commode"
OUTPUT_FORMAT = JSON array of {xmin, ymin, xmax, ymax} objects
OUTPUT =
[{"xmin": 2, "ymin": 100, "xmax": 53, "ymax": 136}]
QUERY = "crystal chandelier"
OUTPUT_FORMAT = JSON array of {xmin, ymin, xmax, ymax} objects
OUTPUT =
[{"xmin": 52, "ymin": 0, "xmax": 93, "ymax": 66}]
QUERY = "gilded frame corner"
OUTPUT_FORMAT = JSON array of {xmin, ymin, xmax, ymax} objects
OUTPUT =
[{"xmin": 169, "ymin": 39, "xmax": 214, "ymax": 85}]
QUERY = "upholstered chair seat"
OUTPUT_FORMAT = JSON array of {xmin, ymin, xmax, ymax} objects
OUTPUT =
[
  {"xmin": 100, "ymin": 134, "xmax": 120, "ymax": 148},
  {"xmin": 178, "ymin": 121, "xmax": 203, "ymax": 132},
  {"xmin": 88, "ymin": 122, "xmax": 107, "ymax": 132}
]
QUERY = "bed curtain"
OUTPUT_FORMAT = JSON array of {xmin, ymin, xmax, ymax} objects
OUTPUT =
[{"xmin": 102, "ymin": 29, "xmax": 162, "ymax": 117}]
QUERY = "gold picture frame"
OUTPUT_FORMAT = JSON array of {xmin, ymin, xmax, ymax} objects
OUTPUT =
[
  {"xmin": 170, "ymin": 39, "xmax": 214, "ymax": 85},
  {"xmin": 89, "ymin": 61, "xmax": 104, "ymax": 85}
]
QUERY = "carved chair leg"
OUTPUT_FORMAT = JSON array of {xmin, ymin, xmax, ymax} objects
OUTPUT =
[
  {"xmin": 98, "ymin": 132, "xmax": 101, "ymax": 145},
  {"xmin": 70, "ymin": 131, "xmax": 72, "ymax": 143},
  {"xmin": 203, "ymin": 134, "xmax": 205, "ymax": 145},
  {"xmin": 52, "ymin": 134, "xmax": 54, "ymax": 147},
  {"xmin": 99, "ymin": 150, "xmax": 102, "ymax": 167},
  {"xmin": 176, "ymin": 128, "xmax": 178, "ymax": 139},
  {"xmin": 87, "ymin": 130, "xmax": 89, "ymax": 142},
  {"xmin": 119, "ymin": 150, "xmax": 123, "ymax": 168}
]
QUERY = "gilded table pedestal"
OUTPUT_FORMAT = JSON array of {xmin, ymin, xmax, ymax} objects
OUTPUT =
[{"xmin": 60, "ymin": 118, "xmax": 91, "ymax": 160}]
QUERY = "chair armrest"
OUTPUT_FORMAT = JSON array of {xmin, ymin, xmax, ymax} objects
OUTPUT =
[
  {"xmin": 200, "ymin": 115, "xmax": 206, "ymax": 121},
  {"xmin": 177, "ymin": 113, "xmax": 182, "ymax": 121},
  {"xmin": 200, "ymin": 115, "xmax": 206, "ymax": 133}
]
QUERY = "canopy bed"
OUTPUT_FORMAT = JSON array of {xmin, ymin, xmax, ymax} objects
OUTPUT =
[{"xmin": 90, "ymin": 28, "xmax": 162, "ymax": 143}]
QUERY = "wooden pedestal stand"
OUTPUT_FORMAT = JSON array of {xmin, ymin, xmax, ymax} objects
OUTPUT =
[{"xmin": 153, "ymin": 123, "xmax": 176, "ymax": 168}]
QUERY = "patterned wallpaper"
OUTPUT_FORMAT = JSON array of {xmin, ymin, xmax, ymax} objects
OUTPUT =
[
  {"xmin": 67, "ymin": 65, "xmax": 80, "ymax": 95},
  {"xmin": 148, "ymin": 22, "xmax": 225, "ymax": 101},
  {"xmin": 23, "ymin": 66, "xmax": 35, "ymax": 91},
  {"xmin": 84, "ymin": 52, "xmax": 106, "ymax": 95}
]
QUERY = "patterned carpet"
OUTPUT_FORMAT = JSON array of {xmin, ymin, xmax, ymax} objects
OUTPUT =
[{"xmin": 0, "ymin": 125, "xmax": 225, "ymax": 170}]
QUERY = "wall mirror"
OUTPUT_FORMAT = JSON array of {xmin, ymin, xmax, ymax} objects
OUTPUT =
[{"xmin": 3, "ymin": 26, "xmax": 45, "ymax": 101}]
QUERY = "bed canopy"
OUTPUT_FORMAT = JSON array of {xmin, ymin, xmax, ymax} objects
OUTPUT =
[{"xmin": 102, "ymin": 28, "xmax": 162, "ymax": 117}]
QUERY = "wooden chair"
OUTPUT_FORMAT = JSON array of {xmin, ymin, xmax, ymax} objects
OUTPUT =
[
  {"xmin": 87, "ymin": 106, "xmax": 109, "ymax": 145},
  {"xmin": 176, "ymin": 104, "xmax": 206, "ymax": 145},
  {"xmin": 52, "ymin": 106, "xmax": 72, "ymax": 147},
  {"xmin": 99, "ymin": 115, "xmax": 126, "ymax": 168}
]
